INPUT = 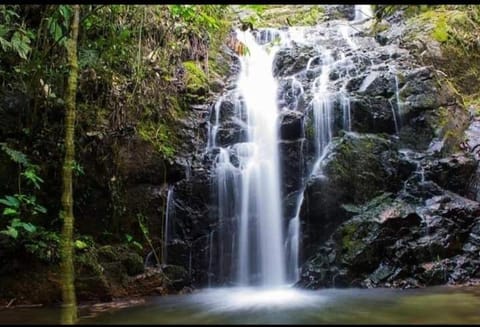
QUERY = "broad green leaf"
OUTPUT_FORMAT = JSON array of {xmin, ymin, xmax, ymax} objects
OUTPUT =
[
  {"xmin": 10, "ymin": 31, "xmax": 31, "ymax": 60},
  {"xmin": 1, "ymin": 226, "xmax": 18, "ymax": 239},
  {"xmin": 0, "ymin": 195, "xmax": 20, "ymax": 207},
  {"xmin": 2, "ymin": 207, "xmax": 18, "ymax": 216},
  {"xmin": 20, "ymin": 222, "xmax": 36, "ymax": 233},
  {"xmin": 0, "ymin": 36, "xmax": 10, "ymax": 51},
  {"xmin": 74, "ymin": 240, "xmax": 88, "ymax": 249}
]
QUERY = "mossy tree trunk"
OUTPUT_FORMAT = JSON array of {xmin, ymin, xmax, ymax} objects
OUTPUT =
[{"xmin": 60, "ymin": 4, "xmax": 80, "ymax": 325}]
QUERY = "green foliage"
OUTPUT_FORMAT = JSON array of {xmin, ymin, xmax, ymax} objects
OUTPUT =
[
  {"xmin": 138, "ymin": 122, "xmax": 176, "ymax": 159},
  {"xmin": 72, "ymin": 160, "xmax": 84, "ymax": 176},
  {"xmin": 431, "ymin": 14, "xmax": 449, "ymax": 42},
  {"xmin": 0, "ymin": 16, "xmax": 34, "ymax": 60},
  {"xmin": 125, "ymin": 233, "xmax": 143, "ymax": 251},
  {"xmin": 168, "ymin": 5, "xmax": 227, "ymax": 32},
  {"xmin": 23, "ymin": 227, "xmax": 61, "ymax": 262},
  {"xmin": 45, "ymin": 5, "xmax": 72, "ymax": 46},
  {"xmin": 183, "ymin": 60, "xmax": 209, "ymax": 95},
  {"xmin": 21, "ymin": 167, "xmax": 44, "ymax": 189},
  {"xmin": 0, "ymin": 144, "xmax": 53, "ymax": 264},
  {"xmin": 238, "ymin": 5, "xmax": 324, "ymax": 28},
  {"xmin": 74, "ymin": 239, "xmax": 88, "ymax": 250},
  {"xmin": 0, "ymin": 142, "xmax": 29, "ymax": 166}
]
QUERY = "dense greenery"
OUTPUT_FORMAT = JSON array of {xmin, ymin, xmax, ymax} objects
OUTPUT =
[
  {"xmin": 0, "ymin": 4, "xmax": 233, "ymax": 311},
  {"xmin": 372, "ymin": 5, "xmax": 480, "ymax": 107}
]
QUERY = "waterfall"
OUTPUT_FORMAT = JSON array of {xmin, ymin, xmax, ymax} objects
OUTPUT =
[
  {"xmin": 208, "ymin": 29, "xmax": 286, "ymax": 287},
  {"xmin": 162, "ymin": 186, "xmax": 174, "ymax": 265},
  {"xmin": 205, "ymin": 5, "xmax": 374, "ymax": 288},
  {"xmin": 236, "ymin": 29, "xmax": 286, "ymax": 286}
]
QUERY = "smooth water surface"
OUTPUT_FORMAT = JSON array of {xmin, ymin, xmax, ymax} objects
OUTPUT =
[{"xmin": 2, "ymin": 286, "xmax": 480, "ymax": 324}]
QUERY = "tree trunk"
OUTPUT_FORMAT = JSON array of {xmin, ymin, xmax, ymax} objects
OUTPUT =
[{"xmin": 60, "ymin": 4, "xmax": 80, "ymax": 325}]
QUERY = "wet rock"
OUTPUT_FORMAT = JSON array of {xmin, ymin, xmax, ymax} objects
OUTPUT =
[
  {"xmin": 273, "ymin": 45, "xmax": 316, "ymax": 77},
  {"xmin": 423, "ymin": 153, "xmax": 477, "ymax": 196},
  {"xmin": 163, "ymin": 265, "xmax": 190, "ymax": 291},
  {"xmin": 299, "ymin": 188, "xmax": 480, "ymax": 289},
  {"xmin": 324, "ymin": 5, "xmax": 355, "ymax": 21},
  {"xmin": 350, "ymin": 96, "xmax": 397, "ymax": 134},
  {"xmin": 279, "ymin": 139, "xmax": 305, "ymax": 196},
  {"xmin": 278, "ymin": 78, "xmax": 308, "ymax": 112},
  {"xmin": 398, "ymin": 67, "xmax": 443, "ymax": 115},
  {"xmin": 279, "ymin": 109, "xmax": 304, "ymax": 140},
  {"xmin": 299, "ymin": 133, "xmax": 409, "ymax": 258},
  {"xmin": 216, "ymin": 122, "xmax": 246, "ymax": 146}
]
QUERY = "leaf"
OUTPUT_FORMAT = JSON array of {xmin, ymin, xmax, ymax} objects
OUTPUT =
[
  {"xmin": 1, "ymin": 226, "xmax": 18, "ymax": 239},
  {"xmin": 74, "ymin": 240, "xmax": 88, "ymax": 249},
  {"xmin": 3, "ymin": 207, "xmax": 18, "ymax": 216},
  {"xmin": 0, "ymin": 195, "xmax": 20, "ymax": 208},
  {"xmin": 20, "ymin": 222, "xmax": 36, "ymax": 233},
  {"xmin": 125, "ymin": 234, "xmax": 133, "ymax": 242},
  {"xmin": 0, "ymin": 143, "xmax": 29, "ymax": 166},
  {"xmin": 47, "ymin": 18, "xmax": 63, "ymax": 43},
  {"xmin": 10, "ymin": 31, "xmax": 31, "ymax": 60},
  {"xmin": 34, "ymin": 204, "xmax": 47, "ymax": 214},
  {"xmin": 132, "ymin": 241, "xmax": 143, "ymax": 251},
  {"xmin": 59, "ymin": 5, "xmax": 73, "ymax": 28},
  {"xmin": 0, "ymin": 36, "xmax": 10, "ymax": 52},
  {"xmin": 22, "ymin": 167, "xmax": 44, "ymax": 189}
]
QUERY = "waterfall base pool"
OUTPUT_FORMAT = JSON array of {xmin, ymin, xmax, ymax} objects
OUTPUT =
[{"xmin": 2, "ymin": 286, "xmax": 480, "ymax": 324}]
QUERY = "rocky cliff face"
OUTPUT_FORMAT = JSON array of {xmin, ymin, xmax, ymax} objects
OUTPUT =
[
  {"xmin": 168, "ymin": 5, "xmax": 479, "ymax": 289},
  {"xmin": 291, "ymin": 7, "xmax": 480, "ymax": 289}
]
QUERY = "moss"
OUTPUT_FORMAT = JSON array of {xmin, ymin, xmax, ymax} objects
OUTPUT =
[
  {"xmin": 238, "ymin": 5, "xmax": 324, "ymax": 28},
  {"xmin": 183, "ymin": 60, "xmax": 209, "ymax": 98},
  {"xmin": 369, "ymin": 21, "xmax": 390, "ymax": 35},
  {"xmin": 341, "ymin": 222, "xmax": 363, "ymax": 258},
  {"xmin": 137, "ymin": 121, "xmax": 177, "ymax": 160},
  {"xmin": 431, "ymin": 14, "xmax": 449, "ymax": 42}
]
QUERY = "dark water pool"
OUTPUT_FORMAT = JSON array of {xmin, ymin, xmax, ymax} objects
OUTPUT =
[{"xmin": 1, "ymin": 286, "xmax": 480, "ymax": 324}]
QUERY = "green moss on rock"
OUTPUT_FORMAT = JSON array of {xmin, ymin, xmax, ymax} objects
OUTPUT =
[{"xmin": 183, "ymin": 60, "xmax": 209, "ymax": 102}]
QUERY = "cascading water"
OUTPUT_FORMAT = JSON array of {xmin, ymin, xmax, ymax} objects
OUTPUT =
[
  {"xmin": 205, "ymin": 5, "xmax": 373, "ymax": 290},
  {"xmin": 208, "ymin": 29, "xmax": 286, "ymax": 287},
  {"xmin": 354, "ymin": 5, "xmax": 373, "ymax": 22},
  {"xmin": 162, "ymin": 186, "xmax": 174, "ymax": 265}
]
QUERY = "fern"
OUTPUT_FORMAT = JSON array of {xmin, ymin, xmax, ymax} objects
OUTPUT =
[{"xmin": 0, "ymin": 143, "xmax": 30, "ymax": 167}]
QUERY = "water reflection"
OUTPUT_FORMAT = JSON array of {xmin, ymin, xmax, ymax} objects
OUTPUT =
[{"xmin": 1, "ymin": 287, "xmax": 480, "ymax": 324}]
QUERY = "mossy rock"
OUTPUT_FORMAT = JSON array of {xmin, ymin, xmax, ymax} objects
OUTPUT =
[
  {"xmin": 98, "ymin": 244, "xmax": 145, "ymax": 277},
  {"xmin": 183, "ymin": 60, "xmax": 209, "ymax": 100},
  {"xmin": 121, "ymin": 252, "xmax": 145, "ymax": 276}
]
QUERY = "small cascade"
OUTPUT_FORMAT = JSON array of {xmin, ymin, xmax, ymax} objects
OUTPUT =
[
  {"xmin": 389, "ymin": 98, "xmax": 401, "ymax": 135},
  {"xmin": 208, "ymin": 230, "xmax": 215, "ymax": 287},
  {"xmin": 388, "ymin": 64, "xmax": 403, "ymax": 134},
  {"xmin": 354, "ymin": 5, "xmax": 373, "ymax": 22},
  {"xmin": 312, "ymin": 50, "xmax": 334, "ymax": 159},
  {"xmin": 399, "ymin": 149, "xmax": 426, "ymax": 186},
  {"xmin": 285, "ymin": 192, "xmax": 303, "ymax": 283},
  {"xmin": 162, "ymin": 186, "xmax": 174, "ymax": 265},
  {"xmin": 207, "ymin": 96, "xmax": 223, "ymax": 150}
]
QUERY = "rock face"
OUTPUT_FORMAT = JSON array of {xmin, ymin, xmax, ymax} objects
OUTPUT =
[
  {"xmin": 152, "ymin": 5, "xmax": 479, "ymax": 291},
  {"xmin": 299, "ymin": 133, "xmax": 411, "ymax": 258},
  {"xmin": 298, "ymin": 188, "xmax": 480, "ymax": 289},
  {"xmin": 263, "ymin": 6, "xmax": 479, "ymax": 290}
]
